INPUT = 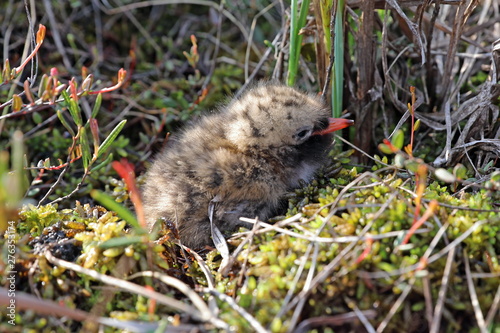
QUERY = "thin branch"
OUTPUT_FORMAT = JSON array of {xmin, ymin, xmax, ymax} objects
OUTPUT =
[
  {"xmin": 128, "ymin": 271, "xmax": 221, "ymax": 327},
  {"xmin": 376, "ymin": 277, "xmax": 416, "ymax": 332},
  {"xmin": 235, "ymin": 31, "xmax": 282, "ymax": 98},
  {"xmin": 203, "ymin": 288, "xmax": 268, "ymax": 333},
  {"xmin": 37, "ymin": 133, "xmax": 80, "ymax": 206},
  {"xmin": 485, "ymin": 283, "xmax": 500, "ymax": 328},
  {"xmin": 464, "ymin": 249, "xmax": 487, "ymax": 333},
  {"xmin": 288, "ymin": 242, "xmax": 320, "ymax": 330},
  {"xmin": 244, "ymin": 2, "xmax": 278, "ymax": 81},
  {"xmin": 44, "ymin": 250, "xmax": 217, "ymax": 323},
  {"xmin": 321, "ymin": 0, "xmax": 338, "ymax": 98},
  {"xmin": 430, "ymin": 246, "xmax": 456, "ymax": 333}
]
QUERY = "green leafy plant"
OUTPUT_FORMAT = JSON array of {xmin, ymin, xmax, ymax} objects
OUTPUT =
[
  {"xmin": 0, "ymin": 24, "xmax": 128, "ymax": 207},
  {"xmin": 33, "ymin": 70, "xmax": 128, "ymax": 206}
]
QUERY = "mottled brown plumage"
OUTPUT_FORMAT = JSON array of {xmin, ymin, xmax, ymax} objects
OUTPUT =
[{"xmin": 142, "ymin": 82, "xmax": 353, "ymax": 248}]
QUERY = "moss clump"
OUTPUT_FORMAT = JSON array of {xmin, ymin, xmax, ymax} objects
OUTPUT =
[{"xmin": 207, "ymin": 156, "xmax": 500, "ymax": 332}]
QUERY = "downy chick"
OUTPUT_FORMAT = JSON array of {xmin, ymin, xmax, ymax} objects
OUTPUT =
[{"xmin": 142, "ymin": 82, "xmax": 353, "ymax": 248}]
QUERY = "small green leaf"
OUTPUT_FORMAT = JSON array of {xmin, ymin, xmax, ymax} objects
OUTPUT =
[
  {"xmin": 404, "ymin": 160, "xmax": 420, "ymax": 173},
  {"xmin": 90, "ymin": 153, "xmax": 113, "ymax": 172},
  {"xmin": 392, "ymin": 129, "xmax": 405, "ymax": 150},
  {"xmin": 378, "ymin": 143, "xmax": 393, "ymax": 155},
  {"xmin": 481, "ymin": 160, "xmax": 494, "ymax": 173},
  {"xmin": 12, "ymin": 94, "xmax": 23, "ymax": 112},
  {"xmin": 32, "ymin": 112, "xmax": 43, "ymax": 124},
  {"xmin": 70, "ymin": 100, "xmax": 81, "ymax": 125},
  {"xmin": 79, "ymin": 127, "xmax": 92, "ymax": 170},
  {"xmin": 91, "ymin": 93, "xmax": 102, "ymax": 119},
  {"xmin": 97, "ymin": 120, "xmax": 127, "ymax": 159},
  {"xmin": 61, "ymin": 89, "xmax": 82, "ymax": 126},
  {"xmin": 56, "ymin": 109, "xmax": 76, "ymax": 137},
  {"xmin": 411, "ymin": 302, "xmax": 425, "ymax": 311},
  {"xmin": 413, "ymin": 119, "xmax": 421, "ymax": 132},
  {"xmin": 3, "ymin": 59, "xmax": 11, "ymax": 82},
  {"xmin": 139, "ymin": 132, "xmax": 149, "ymax": 144},
  {"xmin": 43, "ymin": 158, "xmax": 51, "ymax": 168},
  {"xmin": 90, "ymin": 189, "xmax": 143, "ymax": 232},
  {"xmin": 263, "ymin": 39, "xmax": 273, "ymax": 48},
  {"xmin": 377, "ymin": 262, "xmax": 396, "ymax": 272},
  {"xmin": 453, "ymin": 164, "xmax": 468, "ymax": 180}
]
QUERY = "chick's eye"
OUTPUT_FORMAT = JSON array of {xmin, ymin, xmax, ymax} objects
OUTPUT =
[
  {"xmin": 294, "ymin": 127, "xmax": 312, "ymax": 141},
  {"xmin": 297, "ymin": 130, "xmax": 309, "ymax": 138}
]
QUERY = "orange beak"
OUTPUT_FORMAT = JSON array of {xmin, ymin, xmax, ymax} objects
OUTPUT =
[{"xmin": 313, "ymin": 118, "xmax": 354, "ymax": 136}]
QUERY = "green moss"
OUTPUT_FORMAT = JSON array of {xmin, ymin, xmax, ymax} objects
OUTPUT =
[{"xmin": 18, "ymin": 204, "xmax": 61, "ymax": 237}]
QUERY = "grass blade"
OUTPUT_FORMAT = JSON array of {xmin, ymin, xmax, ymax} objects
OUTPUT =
[
  {"xmin": 287, "ymin": 0, "xmax": 311, "ymax": 86},
  {"xmin": 332, "ymin": 0, "xmax": 344, "ymax": 118}
]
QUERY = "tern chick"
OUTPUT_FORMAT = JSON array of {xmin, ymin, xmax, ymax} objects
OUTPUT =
[{"xmin": 142, "ymin": 82, "xmax": 353, "ymax": 248}]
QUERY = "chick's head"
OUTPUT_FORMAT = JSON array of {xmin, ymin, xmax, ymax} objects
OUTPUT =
[{"xmin": 225, "ymin": 83, "xmax": 335, "ymax": 151}]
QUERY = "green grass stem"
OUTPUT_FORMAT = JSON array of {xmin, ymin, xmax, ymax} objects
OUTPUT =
[
  {"xmin": 287, "ymin": 0, "xmax": 311, "ymax": 86},
  {"xmin": 332, "ymin": 0, "xmax": 344, "ymax": 118}
]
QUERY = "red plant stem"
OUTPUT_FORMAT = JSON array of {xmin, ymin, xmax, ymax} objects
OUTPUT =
[
  {"xmin": 409, "ymin": 86, "xmax": 416, "ymax": 156},
  {"xmin": 402, "ymin": 200, "xmax": 438, "ymax": 245},
  {"xmin": 88, "ymin": 68, "xmax": 127, "ymax": 95},
  {"xmin": 46, "ymin": 156, "xmax": 82, "ymax": 170},
  {"xmin": 413, "ymin": 164, "xmax": 428, "ymax": 224},
  {"xmin": 14, "ymin": 25, "xmax": 46, "ymax": 75},
  {"xmin": 355, "ymin": 235, "xmax": 373, "ymax": 264},
  {"xmin": 145, "ymin": 285, "xmax": 157, "ymax": 316}
]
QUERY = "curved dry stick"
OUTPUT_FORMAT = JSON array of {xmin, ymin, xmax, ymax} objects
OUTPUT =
[
  {"xmin": 129, "ymin": 271, "xmax": 225, "ymax": 328},
  {"xmin": 0, "ymin": 286, "xmax": 96, "ymax": 322},
  {"xmin": 44, "ymin": 250, "xmax": 215, "ymax": 323}
]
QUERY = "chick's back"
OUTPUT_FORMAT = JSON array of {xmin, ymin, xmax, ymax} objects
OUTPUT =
[{"xmin": 142, "ymin": 113, "xmax": 288, "ymax": 247}]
